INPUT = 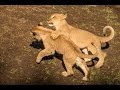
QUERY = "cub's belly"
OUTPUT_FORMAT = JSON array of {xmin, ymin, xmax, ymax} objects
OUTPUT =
[
  {"xmin": 70, "ymin": 37, "xmax": 91, "ymax": 48},
  {"xmin": 70, "ymin": 33, "xmax": 94, "ymax": 48}
]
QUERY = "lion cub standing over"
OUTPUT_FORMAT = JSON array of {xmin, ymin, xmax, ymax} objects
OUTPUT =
[
  {"xmin": 31, "ymin": 25, "xmax": 98, "ymax": 81},
  {"xmin": 47, "ymin": 13, "xmax": 115, "ymax": 68}
]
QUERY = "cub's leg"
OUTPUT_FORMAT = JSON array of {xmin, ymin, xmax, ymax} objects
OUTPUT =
[
  {"xmin": 88, "ymin": 42, "xmax": 106, "ymax": 68},
  {"xmin": 61, "ymin": 57, "xmax": 74, "ymax": 77},
  {"xmin": 88, "ymin": 44, "xmax": 107, "ymax": 60},
  {"xmin": 82, "ymin": 48, "xmax": 91, "ymax": 62},
  {"xmin": 36, "ymin": 49, "xmax": 54, "ymax": 63},
  {"xmin": 51, "ymin": 31, "xmax": 69, "ymax": 39},
  {"xmin": 51, "ymin": 31, "xmax": 61, "ymax": 39},
  {"xmin": 87, "ymin": 44, "xmax": 96, "ymax": 55},
  {"xmin": 76, "ymin": 57, "xmax": 89, "ymax": 81},
  {"xmin": 95, "ymin": 51, "xmax": 106, "ymax": 68}
]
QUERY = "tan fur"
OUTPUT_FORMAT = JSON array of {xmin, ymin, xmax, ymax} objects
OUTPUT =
[
  {"xmin": 47, "ymin": 13, "xmax": 115, "ymax": 68},
  {"xmin": 31, "ymin": 25, "xmax": 98, "ymax": 81}
]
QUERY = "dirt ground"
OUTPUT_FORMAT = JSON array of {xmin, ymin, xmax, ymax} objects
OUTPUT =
[{"xmin": 0, "ymin": 5, "xmax": 120, "ymax": 85}]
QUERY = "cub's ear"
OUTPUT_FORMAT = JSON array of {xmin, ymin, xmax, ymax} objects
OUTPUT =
[
  {"xmin": 38, "ymin": 22, "xmax": 43, "ymax": 26},
  {"xmin": 64, "ymin": 13, "xmax": 67, "ymax": 19}
]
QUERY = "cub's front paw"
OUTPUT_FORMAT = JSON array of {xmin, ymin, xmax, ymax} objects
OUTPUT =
[
  {"xmin": 95, "ymin": 63, "xmax": 103, "ymax": 69},
  {"xmin": 61, "ymin": 71, "xmax": 68, "ymax": 77},
  {"xmin": 61, "ymin": 71, "xmax": 73, "ymax": 77},
  {"xmin": 36, "ymin": 58, "xmax": 42, "ymax": 64},
  {"xmin": 51, "ymin": 33, "xmax": 58, "ymax": 39},
  {"xmin": 82, "ymin": 77, "xmax": 88, "ymax": 81}
]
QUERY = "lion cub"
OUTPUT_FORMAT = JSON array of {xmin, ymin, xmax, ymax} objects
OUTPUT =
[
  {"xmin": 47, "ymin": 13, "xmax": 115, "ymax": 68},
  {"xmin": 31, "ymin": 25, "xmax": 98, "ymax": 81}
]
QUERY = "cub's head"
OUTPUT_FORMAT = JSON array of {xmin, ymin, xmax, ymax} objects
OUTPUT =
[
  {"xmin": 31, "ymin": 24, "xmax": 52, "ymax": 41},
  {"xmin": 47, "ymin": 13, "xmax": 67, "ymax": 27},
  {"xmin": 31, "ymin": 29, "xmax": 42, "ymax": 41},
  {"xmin": 31, "ymin": 25, "xmax": 45, "ymax": 41}
]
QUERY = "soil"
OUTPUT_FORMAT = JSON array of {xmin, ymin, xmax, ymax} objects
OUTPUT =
[{"xmin": 0, "ymin": 5, "xmax": 120, "ymax": 85}]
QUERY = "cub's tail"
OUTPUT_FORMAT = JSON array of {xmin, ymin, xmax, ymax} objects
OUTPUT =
[{"xmin": 98, "ymin": 26, "xmax": 115, "ymax": 43}]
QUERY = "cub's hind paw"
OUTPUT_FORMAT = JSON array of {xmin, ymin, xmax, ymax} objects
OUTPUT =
[
  {"xmin": 61, "ymin": 71, "xmax": 73, "ymax": 77},
  {"xmin": 82, "ymin": 77, "xmax": 88, "ymax": 81}
]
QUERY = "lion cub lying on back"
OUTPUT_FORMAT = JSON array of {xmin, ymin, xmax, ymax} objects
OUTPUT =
[
  {"xmin": 48, "ymin": 13, "xmax": 115, "ymax": 68},
  {"xmin": 31, "ymin": 25, "xmax": 98, "ymax": 81}
]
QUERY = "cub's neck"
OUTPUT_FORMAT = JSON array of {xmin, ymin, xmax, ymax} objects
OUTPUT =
[
  {"xmin": 41, "ymin": 32, "xmax": 51, "ymax": 41},
  {"xmin": 55, "ymin": 20, "xmax": 70, "ymax": 31}
]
